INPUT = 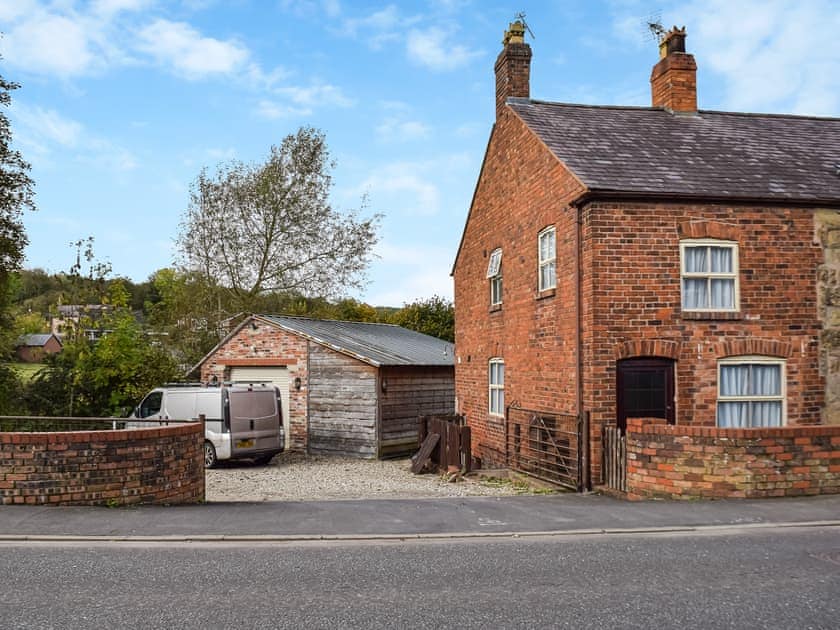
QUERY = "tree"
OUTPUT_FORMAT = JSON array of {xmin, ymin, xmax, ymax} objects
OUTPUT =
[
  {"xmin": 21, "ymin": 310, "xmax": 183, "ymax": 417},
  {"xmin": 176, "ymin": 127, "xmax": 380, "ymax": 312},
  {"xmin": 389, "ymin": 295, "xmax": 454, "ymax": 342},
  {"xmin": 0, "ymin": 63, "xmax": 35, "ymax": 413}
]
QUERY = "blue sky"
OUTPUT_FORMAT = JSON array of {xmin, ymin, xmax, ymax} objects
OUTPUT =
[{"xmin": 3, "ymin": 0, "xmax": 839, "ymax": 307}]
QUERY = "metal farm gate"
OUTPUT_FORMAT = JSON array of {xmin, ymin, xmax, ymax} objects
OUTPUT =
[{"xmin": 505, "ymin": 406, "xmax": 590, "ymax": 492}]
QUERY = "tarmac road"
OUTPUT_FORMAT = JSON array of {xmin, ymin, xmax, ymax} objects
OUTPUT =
[{"xmin": 1, "ymin": 525, "xmax": 838, "ymax": 629}]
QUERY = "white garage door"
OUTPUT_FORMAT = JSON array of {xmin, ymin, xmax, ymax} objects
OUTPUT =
[{"xmin": 229, "ymin": 366, "xmax": 291, "ymax": 450}]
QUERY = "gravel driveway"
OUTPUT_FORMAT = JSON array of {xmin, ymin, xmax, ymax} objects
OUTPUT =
[{"xmin": 206, "ymin": 452, "xmax": 557, "ymax": 502}]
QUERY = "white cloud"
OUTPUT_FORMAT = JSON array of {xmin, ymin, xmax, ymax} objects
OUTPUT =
[
  {"xmin": 2, "ymin": 12, "xmax": 101, "ymax": 76},
  {"xmin": 375, "ymin": 117, "xmax": 430, "ymax": 142},
  {"xmin": 12, "ymin": 103, "xmax": 137, "ymax": 172},
  {"xmin": 275, "ymin": 82, "xmax": 354, "ymax": 108},
  {"xmin": 256, "ymin": 82, "xmax": 354, "ymax": 119},
  {"xmin": 13, "ymin": 106, "xmax": 83, "ymax": 147},
  {"xmin": 92, "ymin": 0, "xmax": 152, "ymax": 16},
  {"xmin": 406, "ymin": 26, "xmax": 482, "ymax": 71},
  {"xmin": 365, "ymin": 242, "xmax": 454, "ymax": 305},
  {"xmin": 668, "ymin": 0, "xmax": 840, "ymax": 115},
  {"xmin": 357, "ymin": 162, "xmax": 441, "ymax": 216},
  {"xmin": 255, "ymin": 99, "xmax": 311, "ymax": 119},
  {"xmin": 135, "ymin": 19, "xmax": 250, "ymax": 79}
]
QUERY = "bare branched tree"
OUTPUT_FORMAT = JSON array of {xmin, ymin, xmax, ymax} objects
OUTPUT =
[{"xmin": 177, "ymin": 127, "xmax": 380, "ymax": 311}]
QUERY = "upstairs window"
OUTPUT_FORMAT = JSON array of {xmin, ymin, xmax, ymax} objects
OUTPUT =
[
  {"xmin": 487, "ymin": 248, "xmax": 502, "ymax": 306},
  {"xmin": 680, "ymin": 240, "xmax": 738, "ymax": 311},
  {"xmin": 538, "ymin": 227, "xmax": 556, "ymax": 291},
  {"xmin": 489, "ymin": 358, "xmax": 505, "ymax": 416},
  {"xmin": 717, "ymin": 358, "xmax": 785, "ymax": 427}
]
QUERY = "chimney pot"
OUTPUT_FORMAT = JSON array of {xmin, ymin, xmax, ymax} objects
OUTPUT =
[
  {"xmin": 494, "ymin": 21, "xmax": 532, "ymax": 120},
  {"xmin": 650, "ymin": 26, "xmax": 697, "ymax": 113}
]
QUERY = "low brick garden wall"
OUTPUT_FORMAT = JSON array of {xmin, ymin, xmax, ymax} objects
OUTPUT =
[
  {"xmin": 0, "ymin": 423, "xmax": 205, "ymax": 506},
  {"xmin": 625, "ymin": 418, "xmax": 840, "ymax": 500}
]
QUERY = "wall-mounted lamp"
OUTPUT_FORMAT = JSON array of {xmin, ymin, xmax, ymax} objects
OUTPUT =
[
  {"xmin": 294, "ymin": 376, "xmax": 302, "ymax": 391},
  {"xmin": 210, "ymin": 374, "xmax": 219, "ymax": 385},
  {"xmin": 381, "ymin": 378, "xmax": 388, "ymax": 393}
]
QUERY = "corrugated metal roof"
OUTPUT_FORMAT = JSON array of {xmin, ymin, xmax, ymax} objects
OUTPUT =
[
  {"xmin": 256, "ymin": 315, "xmax": 454, "ymax": 367},
  {"xmin": 508, "ymin": 99, "xmax": 840, "ymax": 203},
  {"xmin": 17, "ymin": 334, "xmax": 57, "ymax": 347}
]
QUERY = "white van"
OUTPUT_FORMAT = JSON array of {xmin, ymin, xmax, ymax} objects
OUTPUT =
[{"xmin": 130, "ymin": 383, "xmax": 284, "ymax": 468}]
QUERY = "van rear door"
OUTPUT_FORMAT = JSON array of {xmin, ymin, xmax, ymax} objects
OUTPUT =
[{"xmin": 228, "ymin": 385, "xmax": 282, "ymax": 457}]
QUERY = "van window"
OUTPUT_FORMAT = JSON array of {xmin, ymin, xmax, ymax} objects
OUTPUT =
[
  {"xmin": 229, "ymin": 390, "xmax": 277, "ymax": 419},
  {"xmin": 139, "ymin": 391, "xmax": 163, "ymax": 418}
]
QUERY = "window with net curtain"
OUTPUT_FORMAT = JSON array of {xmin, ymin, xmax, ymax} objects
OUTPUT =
[
  {"xmin": 487, "ymin": 248, "xmax": 502, "ymax": 306},
  {"xmin": 489, "ymin": 359, "xmax": 505, "ymax": 416},
  {"xmin": 538, "ymin": 226, "xmax": 556, "ymax": 291},
  {"xmin": 681, "ymin": 240, "xmax": 738, "ymax": 311},
  {"xmin": 717, "ymin": 358, "xmax": 784, "ymax": 427}
]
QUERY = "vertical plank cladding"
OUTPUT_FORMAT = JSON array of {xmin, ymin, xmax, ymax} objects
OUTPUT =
[
  {"xmin": 379, "ymin": 366, "xmax": 456, "ymax": 457},
  {"xmin": 308, "ymin": 343, "xmax": 378, "ymax": 457}
]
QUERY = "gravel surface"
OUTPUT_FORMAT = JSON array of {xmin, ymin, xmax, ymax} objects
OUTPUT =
[{"xmin": 205, "ymin": 451, "xmax": 555, "ymax": 502}]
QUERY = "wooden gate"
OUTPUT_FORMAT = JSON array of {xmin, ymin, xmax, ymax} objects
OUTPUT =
[
  {"xmin": 603, "ymin": 424, "xmax": 627, "ymax": 492},
  {"xmin": 505, "ymin": 406, "xmax": 590, "ymax": 492}
]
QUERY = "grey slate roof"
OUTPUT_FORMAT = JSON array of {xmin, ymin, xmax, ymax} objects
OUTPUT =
[
  {"xmin": 257, "ymin": 315, "xmax": 454, "ymax": 367},
  {"xmin": 508, "ymin": 99, "xmax": 840, "ymax": 203},
  {"xmin": 16, "ymin": 334, "xmax": 59, "ymax": 347}
]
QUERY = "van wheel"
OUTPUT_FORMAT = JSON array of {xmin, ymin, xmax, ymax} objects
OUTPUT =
[
  {"xmin": 254, "ymin": 453, "xmax": 275, "ymax": 466},
  {"xmin": 204, "ymin": 441, "xmax": 218, "ymax": 468}
]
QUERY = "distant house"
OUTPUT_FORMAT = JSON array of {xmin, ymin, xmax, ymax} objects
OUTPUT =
[
  {"xmin": 195, "ymin": 315, "xmax": 455, "ymax": 458},
  {"xmin": 51, "ymin": 304, "xmax": 111, "ymax": 341},
  {"xmin": 15, "ymin": 333, "xmax": 63, "ymax": 363}
]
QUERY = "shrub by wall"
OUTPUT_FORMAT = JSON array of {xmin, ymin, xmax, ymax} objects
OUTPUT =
[
  {"xmin": 0, "ymin": 423, "xmax": 204, "ymax": 506},
  {"xmin": 626, "ymin": 418, "xmax": 840, "ymax": 500}
]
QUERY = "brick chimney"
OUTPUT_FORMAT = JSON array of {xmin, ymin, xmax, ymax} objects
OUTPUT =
[
  {"xmin": 650, "ymin": 26, "xmax": 697, "ymax": 113},
  {"xmin": 494, "ymin": 20, "xmax": 532, "ymax": 120}
]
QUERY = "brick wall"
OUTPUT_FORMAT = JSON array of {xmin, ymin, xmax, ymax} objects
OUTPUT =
[
  {"xmin": 0, "ymin": 424, "xmax": 204, "ymax": 506},
  {"xmin": 581, "ymin": 204, "xmax": 824, "ymax": 437},
  {"xmin": 454, "ymin": 104, "xmax": 827, "ymax": 476},
  {"xmin": 453, "ymin": 107, "xmax": 586, "ymax": 467},
  {"xmin": 200, "ymin": 318, "xmax": 309, "ymax": 450},
  {"xmin": 625, "ymin": 418, "xmax": 840, "ymax": 500}
]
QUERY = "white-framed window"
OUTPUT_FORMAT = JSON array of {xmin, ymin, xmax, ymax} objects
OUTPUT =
[
  {"xmin": 717, "ymin": 357, "xmax": 785, "ymax": 428},
  {"xmin": 680, "ymin": 239, "xmax": 739, "ymax": 311},
  {"xmin": 538, "ymin": 226, "xmax": 556, "ymax": 291},
  {"xmin": 489, "ymin": 358, "xmax": 505, "ymax": 416},
  {"xmin": 487, "ymin": 248, "xmax": 502, "ymax": 306}
]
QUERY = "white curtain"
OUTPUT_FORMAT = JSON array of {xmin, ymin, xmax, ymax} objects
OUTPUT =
[
  {"xmin": 684, "ymin": 246, "xmax": 707, "ymax": 273},
  {"xmin": 718, "ymin": 364, "xmax": 782, "ymax": 427},
  {"xmin": 710, "ymin": 247, "xmax": 732, "ymax": 273},
  {"xmin": 710, "ymin": 279, "xmax": 734, "ymax": 309}
]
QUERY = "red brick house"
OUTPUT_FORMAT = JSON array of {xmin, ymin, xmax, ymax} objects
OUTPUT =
[
  {"xmin": 196, "ymin": 315, "xmax": 455, "ymax": 458},
  {"xmin": 15, "ymin": 333, "xmax": 63, "ymax": 363},
  {"xmin": 452, "ymin": 23, "xmax": 840, "ymax": 494}
]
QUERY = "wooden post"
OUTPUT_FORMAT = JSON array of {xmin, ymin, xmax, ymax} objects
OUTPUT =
[{"xmin": 462, "ymin": 425, "xmax": 472, "ymax": 472}]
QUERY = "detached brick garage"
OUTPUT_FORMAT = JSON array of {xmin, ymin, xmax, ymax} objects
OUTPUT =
[{"xmin": 196, "ymin": 315, "xmax": 455, "ymax": 458}]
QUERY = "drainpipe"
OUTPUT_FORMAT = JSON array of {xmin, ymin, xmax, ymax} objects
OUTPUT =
[{"xmin": 574, "ymin": 201, "xmax": 584, "ymax": 417}]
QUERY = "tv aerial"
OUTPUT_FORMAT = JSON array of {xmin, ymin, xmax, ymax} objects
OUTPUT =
[
  {"xmin": 513, "ymin": 11, "xmax": 535, "ymax": 39},
  {"xmin": 642, "ymin": 12, "xmax": 666, "ymax": 43}
]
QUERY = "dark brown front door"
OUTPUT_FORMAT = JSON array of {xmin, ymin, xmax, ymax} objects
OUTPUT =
[{"xmin": 616, "ymin": 358, "xmax": 675, "ymax": 432}]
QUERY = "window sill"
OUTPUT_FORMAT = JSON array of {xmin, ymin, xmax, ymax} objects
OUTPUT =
[
  {"xmin": 682, "ymin": 311, "xmax": 742, "ymax": 321},
  {"xmin": 489, "ymin": 304, "xmax": 502, "ymax": 313},
  {"xmin": 536, "ymin": 288, "xmax": 556, "ymax": 300}
]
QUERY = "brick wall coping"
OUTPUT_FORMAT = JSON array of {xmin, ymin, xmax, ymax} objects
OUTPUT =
[
  {"xmin": 0, "ymin": 423, "xmax": 199, "ymax": 444},
  {"xmin": 627, "ymin": 417, "xmax": 840, "ymax": 439}
]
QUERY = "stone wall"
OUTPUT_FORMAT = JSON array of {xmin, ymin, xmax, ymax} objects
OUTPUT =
[
  {"xmin": 0, "ymin": 423, "xmax": 204, "ymax": 506},
  {"xmin": 815, "ymin": 209, "xmax": 840, "ymax": 423},
  {"xmin": 625, "ymin": 418, "xmax": 840, "ymax": 500}
]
